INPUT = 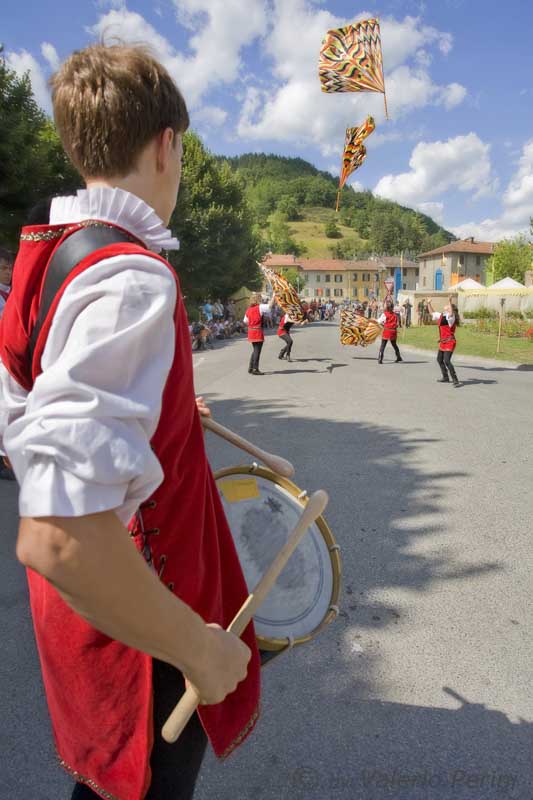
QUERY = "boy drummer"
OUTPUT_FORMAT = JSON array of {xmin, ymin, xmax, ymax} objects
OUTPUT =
[{"xmin": 0, "ymin": 44, "xmax": 259, "ymax": 799}]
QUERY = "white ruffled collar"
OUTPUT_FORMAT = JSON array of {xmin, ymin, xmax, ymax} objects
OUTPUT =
[{"xmin": 49, "ymin": 187, "xmax": 180, "ymax": 253}]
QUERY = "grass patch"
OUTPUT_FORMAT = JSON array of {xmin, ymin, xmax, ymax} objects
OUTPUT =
[
  {"xmin": 401, "ymin": 325, "xmax": 533, "ymax": 364},
  {"xmin": 288, "ymin": 208, "xmax": 367, "ymax": 258}
]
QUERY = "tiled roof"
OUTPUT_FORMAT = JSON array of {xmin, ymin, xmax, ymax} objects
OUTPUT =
[
  {"xmin": 262, "ymin": 255, "xmax": 418, "ymax": 272},
  {"xmin": 418, "ymin": 239, "xmax": 495, "ymax": 258},
  {"xmin": 262, "ymin": 254, "xmax": 300, "ymax": 267}
]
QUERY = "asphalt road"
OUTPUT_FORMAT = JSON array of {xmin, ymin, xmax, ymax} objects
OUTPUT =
[{"xmin": 1, "ymin": 321, "xmax": 532, "ymax": 800}]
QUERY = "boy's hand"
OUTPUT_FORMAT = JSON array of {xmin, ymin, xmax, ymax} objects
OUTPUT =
[
  {"xmin": 184, "ymin": 624, "xmax": 251, "ymax": 705},
  {"xmin": 195, "ymin": 396, "xmax": 211, "ymax": 418}
]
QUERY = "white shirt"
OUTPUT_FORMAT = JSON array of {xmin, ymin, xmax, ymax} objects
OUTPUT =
[
  {"xmin": 243, "ymin": 303, "xmax": 270, "ymax": 324},
  {"xmin": 432, "ymin": 311, "xmax": 455, "ymax": 326},
  {"xmin": 0, "ymin": 187, "xmax": 179, "ymax": 524},
  {"xmin": 0, "ymin": 283, "xmax": 10, "ymax": 317}
]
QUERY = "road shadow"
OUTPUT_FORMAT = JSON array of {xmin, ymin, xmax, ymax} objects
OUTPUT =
[
  {"xmin": 203, "ymin": 686, "xmax": 531, "ymax": 800},
  {"xmin": 293, "ymin": 358, "xmax": 333, "ymax": 363},
  {"xmin": 265, "ymin": 369, "xmax": 323, "ymax": 375},
  {"xmin": 325, "ymin": 363, "xmax": 348, "ymax": 373},
  {"xmin": 190, "ymin": 395, "xmax": 525, "ymax": 800},
  {"xmin": 457, "ymin": 379, "xmax": 498, "ymax": 387},
  {"xmin": 461, "ymin": 363, "xmax": 533, "ymax": 373},
  {"xmin": 1, "ymin": 393, "xmax": 524, "ymax": 800}
]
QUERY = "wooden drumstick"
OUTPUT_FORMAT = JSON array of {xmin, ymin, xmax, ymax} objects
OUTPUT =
[
  {"xmin": 201, "ymin": 416, "xmax": 294, "ymax": 479},
  {"xmin": 161, "ymin": 489, "xmax": 329, "ymax": 744}
]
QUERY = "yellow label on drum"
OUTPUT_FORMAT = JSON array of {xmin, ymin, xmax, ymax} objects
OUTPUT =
[{"xmin": 219, "ymin": 478, "xmax": 260, "ymax": 503}]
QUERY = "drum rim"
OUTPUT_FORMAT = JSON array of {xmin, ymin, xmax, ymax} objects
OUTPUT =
[{"xmin": 214, "ymin": 464, "xmax": 342, "ymax": 651}]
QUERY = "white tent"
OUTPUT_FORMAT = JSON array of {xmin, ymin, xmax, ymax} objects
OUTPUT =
[
  {"xmin": 453, "ymin": 278, "xmax": 484, "ymax": 291},
  {"xmin": 491, "ymin": 277, "xmax": 525, "ymax": 289}
]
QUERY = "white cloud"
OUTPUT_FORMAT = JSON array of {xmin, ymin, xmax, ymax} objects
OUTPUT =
[
  {"xmin": 348, "ymin": 178, "xmax": 365, "ymax": 192},
  {"xmin": 6, "ymin": 50, "xmax": 51, "ymax": 113},
  {"xmin": 440, "ymin": 81, "xmax": 467, "ymax": 109},
  {"xmin": 374, "ymin": 133, "xmax": 497, "ymax": 206},
  {"xmin": 237, "ymin": 3, "xmax": 466, "ymax": 154},
  {"xmin": 417, "ymin": 201, "xmax": 444, "ymax": 223},
  {"xmin": 192, "ymin": 105, "xmax": 228, "ymax": 128},
  {"xmin": 41, "ymin": 42, "xmax": 60, "ymax": 71},
  {"xmin": 452, "ymin": 139, "xmax": 533, "ymax": 241},
  {"xmin": 90, "ymin": 1, "xmax": 267, "ymax": 107}
]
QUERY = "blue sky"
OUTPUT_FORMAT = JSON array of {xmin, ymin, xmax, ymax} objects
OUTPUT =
[{"xmin": 3, "ymin": 0, "xmax": 533, "ymax": 240}]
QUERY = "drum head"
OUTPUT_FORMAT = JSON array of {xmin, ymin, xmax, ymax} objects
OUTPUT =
[{"xmin": 215, "ymin": 466, "xmax": 341, "ymax": 651}]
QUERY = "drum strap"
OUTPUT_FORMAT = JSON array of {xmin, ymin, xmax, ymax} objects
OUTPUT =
[{"xmin": 29, "ymin": 225, "xmax": 137, "ymax": 365}]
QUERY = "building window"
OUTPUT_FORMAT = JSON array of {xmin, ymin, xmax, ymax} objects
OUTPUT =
[
  {"xmin": 334, "ymin": 288, "xmax": 343, "ymax": 297},
  {"xmin": 334, "ymin": 274, "xmax": 343, "ymax": 283},
  {"xmin": 403, "ymin": 283, "xmax": 407, "ymax": 290},
  {"xmin": 325, "ymin": 274, "xmax": 331, "ymax": 283},
  {"xmin": 459, "ymin": 255, "xmax": 464, "ymax": 267},
  {"xmin": 415, "ymin": 268, "xmax": 420, "ymax": 277},
  {"xmin": 352, "ymin": 288, "xmax": 358, "ymax": 297},
  {"xmin": 316, "ymin": 274, "xmax": 321, "ymax": 282},
  {"xmin": 304, "ymin": 289, "xmax": 309, "ymax": 297},
  {"xmin": 374, "ymin": 273, "xmax": 379, "ymax": 281},
  {"xmin": 476, "ymin": 256, "xmax": 481, "ymax": 266},
  {"xmin": 352, "ymin": 273, "xmax": 358, "ymax": 281},
  {"xmin": 364, "ymin": 287, "xmax": 369, "ymax": 297},
  {"xmin": 325, "ymin": 288, "xmax": 331, "ymax": 297}
]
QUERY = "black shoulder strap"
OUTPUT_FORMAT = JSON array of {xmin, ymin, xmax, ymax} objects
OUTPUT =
[{"xmin": 29, "ymin": 225, "xmax": 137, "ymax": 365}]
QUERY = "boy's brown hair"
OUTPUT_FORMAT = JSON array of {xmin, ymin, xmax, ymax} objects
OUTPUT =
[{"xmin": 51, "ymin": 44, "xmax": 189, "ymax": 178}]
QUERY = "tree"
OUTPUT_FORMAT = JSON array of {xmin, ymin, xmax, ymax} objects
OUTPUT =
[
  {"xmin": 0, "ymin": 54, "xmax": 80, "ymax": 246},
  {"xmin": 169, "ymin": 132, "xmax": 263, "ymax": 304},
  {"xmin": 486, "ymin": 236, "xmax": 532, "ymax": 284},
  {"xmin": 265, "ymin": 211, "xmax": 302, "ymax": 255},
  {"xmin": 324, "ymin": 219, "xmax": 342, "ymax": 239},
  {"xmin": 277, "ymin": 195, "xmax": 301, "ymax": 221}
]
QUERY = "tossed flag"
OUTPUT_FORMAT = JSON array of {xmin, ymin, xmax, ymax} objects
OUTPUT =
[
  {"xmin": 336, "ymin": 116, "xmax": 375, "ymax": 211},
  {"xmin": 319, "ymin": 18, "xmax": 388, "ymax": 118},
  {"xmin": 259, "ymin": 263, "xmax": 306, "ymax": 323},
  {"xmin": 340, "ymin": 308, "xmax": 382, "ymax": 347}
]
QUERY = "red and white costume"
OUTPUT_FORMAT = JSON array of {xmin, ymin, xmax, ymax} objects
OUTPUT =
[
  {"xmin": 0, "ymin": 188, "xmax": 260, "ymax": 800},
  {"xmin": 277, "ymin": 314, "xmax": 293, "ymax": 337},
  {"xmin": 432, "ymin": 311, "xmax": 457, "ymax": 351},
  {"xmin": 378, "ymin": 310, "xmax": 398, "ymax": 340},
  {"xmin": 244, "ymin": 303, "xmax": 270, "ymax": 342}
]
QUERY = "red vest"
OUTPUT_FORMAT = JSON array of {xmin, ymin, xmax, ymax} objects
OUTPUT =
[
  {"xmin": 438, "ymin": 314, "xmax": 457, "ymax": 352},
  {"xmin": 382, "ymin": 310, "xmax": 398, "ymax": 340},
  {"xmin": 246, "ymin": 304, "xmax": 264, "ymax": 342},
  {"xmin": 277, "ymin": 314, "xmax": 292, "ymax": 336},
  {"xmin": 0, "ymin": 223, "xmax": 260, "ymax": 800}
]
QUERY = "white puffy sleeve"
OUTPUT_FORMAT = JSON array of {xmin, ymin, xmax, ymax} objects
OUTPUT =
[
  {"xmin": 3, "ymin": 254, "xmax": 177, "ymax": 525},
  {"xmin": 0, "ymin": 361, "xmax": 29, "ymax": 456}
]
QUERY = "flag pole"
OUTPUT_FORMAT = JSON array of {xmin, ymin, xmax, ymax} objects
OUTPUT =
[{"xmin": 383, "ymin": 91, "xmax": 389, "ymax": 120}]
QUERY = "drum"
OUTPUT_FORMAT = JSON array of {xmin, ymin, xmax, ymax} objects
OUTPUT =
[{"xmin": 214, "ymin": 465, "xmax": 342, "ymax": 655}]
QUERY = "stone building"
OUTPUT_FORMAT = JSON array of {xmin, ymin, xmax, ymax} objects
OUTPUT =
[{"xmin": 417, "ymin": 238, "xmax": 495, "ymax": 291}]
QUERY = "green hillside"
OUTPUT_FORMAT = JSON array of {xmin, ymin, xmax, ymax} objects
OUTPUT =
[{"xmin": 221, "ymin": 152, "xmax": 454, "ymax": 259}]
